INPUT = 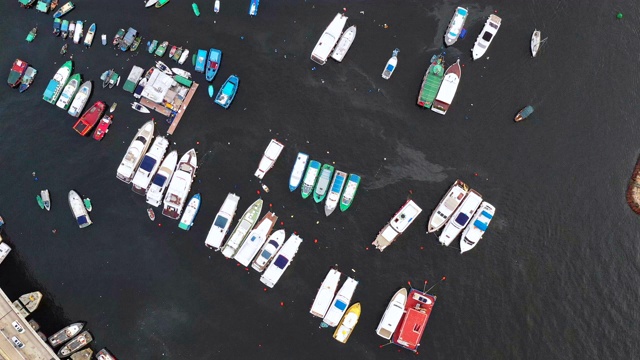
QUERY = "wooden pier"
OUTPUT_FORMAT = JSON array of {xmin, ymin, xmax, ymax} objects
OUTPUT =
[
  {"xmin": 168, "ymin": 82, "xmax": 199, "ymax": 135},
  {"xmin": 139, "ymin": 98, "xmax": 172, "ymax": 117}
]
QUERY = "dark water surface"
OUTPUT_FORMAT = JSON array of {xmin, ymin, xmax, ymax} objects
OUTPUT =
[{"xmin": 1, "ymin": 0, "xmax": 639, "ymax": 359}]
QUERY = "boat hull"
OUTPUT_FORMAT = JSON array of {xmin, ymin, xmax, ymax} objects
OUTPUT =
[
  {"xmin": 204, "ymin": 193, "xmax": 240, "ymax": 250},
  {"xmin": 313, "ymin": 164, "xmax": 334, "ymax": 203},
  {"xmin": 301, "ymin": 160, "xmax": 321, "ymax": 199},
  {"xmin": 339, "ymin": 174, "xmax": 360, "ymax": 212},
  {"xmin": 427, "ymin": 179, "xmax": 468, "ymax": 233},
  {"xmin": 288, "ymin": 152, "xmax": 309, "ymax": 191}
]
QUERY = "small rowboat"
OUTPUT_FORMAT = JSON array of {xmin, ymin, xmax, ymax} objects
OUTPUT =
[
  {"xmin": 531, "ymin": 30, "xmax": 541, "ymax": 57},
  {"xmin": 515, "ymin": 105, "xmax": 534, "ymax": 122},
  {"xmin": 147, "ymin": 208, "xmax": 156, "ymax": 221},
  {"xmin": 208, "ymin": 85, "xmax": 214, "ymax": 97},
  {"xmin": 83, "ymin": 198, "xmax": 92, "ymax": 212}
]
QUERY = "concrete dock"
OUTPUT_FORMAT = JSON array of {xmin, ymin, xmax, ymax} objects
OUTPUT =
[
  {"xmin": 167, "ymin": 82, "xmax": 199, "ymax": 135},
  {"xmin": 0, "ymin": 287, "xmax": 58, "ymax": 360}
]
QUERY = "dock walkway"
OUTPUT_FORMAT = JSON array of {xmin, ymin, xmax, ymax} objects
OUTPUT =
[{"xmin": 168, "ymin": 82, "xmax": 198, "ymax": 135}]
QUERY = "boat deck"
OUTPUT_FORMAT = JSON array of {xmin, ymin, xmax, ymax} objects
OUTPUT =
[
  {"xmin": 392, "ymin": 289, "xmax": 436, "ymax": 352},
  {"xmin": 168, "ymin": 82, "xmax": 198, "ymax": 135}
]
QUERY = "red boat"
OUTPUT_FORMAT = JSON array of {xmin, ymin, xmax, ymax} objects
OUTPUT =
[
  {"xmin": 392, "ymin": 289, "xmax": 436, "ymax": 353},
  {"xmin": 92, "ymin": 114, "xmax": 113, "ymax": 141},
  {"xmin": 8, "ymin": 59, "xmax": 28, "ymax": 88},
  {"xmin": 73, "ymin": 101, "xmax": 107, "ymax": 136}
]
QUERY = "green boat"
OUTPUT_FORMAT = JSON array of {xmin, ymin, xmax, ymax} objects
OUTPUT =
[
  {"xmin": 155, "ymin": 0, "xmax": 169, "ymax": 8},
  {"xmin": 130, "ymin": 36, "xmax": 142, "ymax": 51},
  {"xmin": 36, "ymin": 195, "xmax": 45, "ymax": 209},
  {"xmin": 43, "ymin": 60, "xmax": 72, "ymax": 104},
  {"xmin": 313, "ymin": 164, "xmax": 335, "ymax": 203},
  {"xmin": 148, "ymin": 40, "xmax": 158, "ymax": 54},
  {"xmin": 192, "ymin": 3, "xmax": 200, "ymax": 16},
  {"xmin": 301, "ymin": 160, "xmax": 321, "ymax": 199},
  {"xmin": 220, "ymin": 198, "xmax": 263, "ymax": 259},
  {"xmin": 26, "ymin": 27, "xmax": 37, "ymax": 43},
  {"xmin": 339, "ymin": 174, "xmax": 361, "ymax": 212},
  {"xmin": 83, "ymin": 198, "xmax": 92, "ymax": 212},
  {"xmin": 416, "ymin": 54, "xmax": 445, "ymax": 108},
  {"xmin": 155, "ymin": 41, "xmax": 168, "ymax": 57}
]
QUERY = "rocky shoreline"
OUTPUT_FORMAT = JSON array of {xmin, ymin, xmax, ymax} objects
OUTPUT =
[{"xmin": 626, "ymin": 155, "xmax": 640, "ymax": 214}]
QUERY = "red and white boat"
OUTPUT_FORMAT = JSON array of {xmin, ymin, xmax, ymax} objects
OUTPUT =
[
  {"xmin": 392, "ymin": 289, "xmax": 436, "ymax": 353},
  {"xmin": 92, "ymin": 114, "xmax": 113, "ymax": 141},
  {"xmin": 372, "ymin": 200, "xmax": 422, "ymax": 251},
  {"xmin": 431, "ymin": 60, "xmax": 461, "ymax": 115},
  {"xmin": 73, "ymin": 101, "xmax": 107, "ymax": 136}
]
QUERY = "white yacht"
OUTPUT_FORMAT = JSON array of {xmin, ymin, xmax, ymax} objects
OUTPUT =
[
  {"xmin": 310, "ymin": 13, "xmax": 348, "ymax": 65},
  {"xmin": 381, "ymin": 48, "xmax": 399, "ymax": 80},
  {"xmin": 431, "ymin": 60, "xmax": 462, "ymax": 115},
  {"xmin": 254, "ymin": 139, "xmax": 284, "ymax": 180},
  {"xmin": 68, "ymin": 81, "xmax": 92, "ymax": 117},
  {"xmin": 427, "ymin": 179, "xmax": 468, "ymax": 233},
  {"xmin": 68, "ymin": 190, "xmax": 91, "ymax": 228},
  {"xmin": 375, "ymin": 288, "xmax": 407, "ymax": 339},
  {"xmin": 131, "ymin": 136, "xmax": 169, "ymax": 195},
  {"xmin": 116, "ymin": 120, "xmax": 155, "ymax": 184},
  {"xmin": 322, "ymin": 277, "xmax": 358, "ymax": 327},
  {"xmin": 439, "ymin": 189, "xmax": 483, "ymax": 246},
  {"xmin": 204, "ymin": 193, "xmax": 240, "ymax": 250},
  {"xmin": 288, "ymin": 152, "xmax": 309, "ymax": 192},
  {"xmin": 221, "ymin": 199, "xmax": 263, "ymax": 259},
  {"xmin": 251, "ymin": 229, "xmax": 285, "ymax": 272},
  {"xmin": 471, "ymin": 14, "xmax": 502, "ymax": 60},
  {"xmin": 146, "ymin": 150, "xmax": 178, "ymax": 207},
  {"xmin": 330, "ymin": 25, "xmax": 356, "ymax": 62},
  {"xmin": 260, "ymin": 234, "xmax": 303, "ymax": 288},
  {"xmin": 460, "ymin": 201, "xmax": 495, "ymax": 253},
  {"xmin": 372, "ymin": 200, "xmax": 422, "ymax": 251},
  {"xmin": 324, "ymin": 170, "xmax": 347, "ymax": 216},
  {"xmin": 234, "ymin": 212, "xmax": 277, "ymax": 267},
  {"xmin": 162, "ymin": 149, "xmax": 197, "ymax": 219},
  {"xmin": 444, "ymin": 7, "xmax": 468, "ymax": 46},
  {"xmin": 310, "ymin": 268, "xmax": 341, "ymax": 318},
  {"xmin": 73, "ymin": 20, "xmax": 83, "ymax": 44},
  {"xmin": 55, "ymin": 76, "xmax": 80, "ymax": 110}
]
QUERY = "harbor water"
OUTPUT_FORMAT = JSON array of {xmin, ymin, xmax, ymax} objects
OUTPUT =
[{"xmin": 1, "ymin": 0, "xmax": 639, "ymax": 359}]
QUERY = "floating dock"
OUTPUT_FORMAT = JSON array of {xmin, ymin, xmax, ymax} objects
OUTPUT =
[{"xmin": 168, "ymin": 82, "xmax": 198, "ymax": 135}]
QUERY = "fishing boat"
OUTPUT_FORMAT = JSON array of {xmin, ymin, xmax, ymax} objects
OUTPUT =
[
  {"xmin": 146, "ymin": 150, "xmax": 178, "ymax": 207},
  {"xmin": 251, "ymin": 229, "xmax": 285, "ymax": 272},
  {"xmin": 72, "ymin": 20, "xmax": 83, "ymax": 44},
  {"xmin": 68, "ymin": 190, "xmax": 91, "ymax": 228},
  {"xmin": 171, "ymin": 67, "xmax": 191, "ymax": 79},
  {"xmin": 322, "ymin": 277, "xmax": 358, "ymax": 327},
  {"xmin": 392, "ymin": 289, "xmax": 436, "ymax": 352},
  {"xmin": 248, "ymin": 0, "xmax": 259, "ymax": 16},
  {"xmin": 56, "ymin": 73, "xmax": 81, "ymax": 110},
  {"xmin": 162, "ymin": 149, "xmax": 198, "ymax": 219},
  {"xmin": 61, "ymin": 20, "xmax": 69, "ymax": 38},
  {"xmin": 155, "ymin": 0, "xmax": 169, "ymax": 8},
  {"xmin": 131, "ymin": 102, "xmax": 150, "ymax": 113},
  {"xmin": 254, "ymin": 139, "xmax": 284, "ymax": 179},
  {"xmin": 155, "ymin": 41, "xmax": 168, "ymax": 57},
  {"xmin": 194, "ymin": 49, "xmax": 207, "ymax": 72},
  {"xmin": 444, "ymin": 7, "xmax": 468, "ymax": 46},
  {"xmin": 288, "ymin": 152, "xmax": 309, "ymax": 191},
  {"xmin": 333, "ymin": 302, "xmax": 361, "ymax": 343},
  {"xmin": 204, "ymin": 193, "xmax": 240, "ymax": 250},
  {"xmin": 178, "ymin": 49, "xmax": 190, "ymax": 65},
  {"xmin": 192, "ymin": 3, "xmax": 200, "ymax": 16},
  {"xmin": 41, "ymin": 190, "xmax": 51, "ymax": 211},
  {"xmin": 123, "ymin": 66, "xmax": 144, "ymax": 93},
  {"xmin": 73, "ymin": 101, "xmax": 106, "ymax": 136},
  {"xmin": 92, "ymin": 114, "xmax": 113, "ymax": 141},
  {"xmin": 101, "ymin": 34, "xmax": 106, "ymax": 45},
  {"xmin": 234, "ymin": 212, "xmax": 278, "ymax": 267},
  {"xmin": 460, "ymin": 201, "xmax": 495, "ymax": 253},
  {"xmin": 330, "ymin": 25, "xmax": 356, "ymax": 62},
  {"xmin": 439, "ymin": 189, "xmax": 482, "ymax": 246},
  {"xmin": 205, "ymin": 48, "xmax": 222, "ymax": 82},
  {"xmin": 427, "ymin": 179, "xmax": 469, "ymax": 233},
  {"xmin": 311, "ymin": 13, "xmax": 348, "ymax": 65},
  {"xmin": 168, "ymin": 46, "xmax": 178, "ymax": 58},
  {"xmin": 26, "ymin": 27, "xmax": 37, "ymax": 42},
  {"xmin": 339, "ymin": 174, "xmax": 360, "ymax": 212},
  {"xmin": 18, "ymin": 291, "xmax": 42, "ymax": 313},
  {"xmin": 155, "ymin": 61, "xmax": 173, "ymax": 76},
  {"xmin": 376, "ymin": 288, "xmax": 408, "ymax": 339},
  {"xmin": 214, "ymin": 0, "xmax": 220, "ymax": 13},
  {"xmin": 260, "ymin": 234, "xmax": 303, "ymax": 288},
  {"xmin": 100, "ymin": 69, "xmax": 115, "ymax": 88},
  {"xmin": 471, "ymin": 14, "xmax": 502, "ymax": 60},
  {"xmin": 43, "ymin": 60, "xmax": 72, "ymax": 104},
  {"xmin": 416, "ymin": 54, "xmax": 445, "ymax": 108},
  {"xmin": 19, "ymin": 67, "xmax": 37, "ymax": 93},
  {"xmin": 145, "ymin": 0, "xmax": 158, "ymax": 8},
  {"xmin": 221, "ymin": 199, "xmax": 263, "ymax": 259},
  {"xmin": 515, "ymin": 105, "xmax": 534, "ymax": 122},
  {"xmin": 372, "ymin": 200, "xmax": 423, "ymax": 251},
  {"xmin": 178, "ymin": 193, "xmax": 201, "ymax": 230},
  {"xmin": 148, "ymin": 40, "xmax": 158, "ymax": 54},
  {"xmin": 60, "ymin": 43, "xmax": 68, "ymax": 55},
  {"xmin": 120, "ymin": 27, "xmax": 137, "ymax": 51},
  {"xmin": 68, "ymin": 80, "xmax": 91, "ymax": 117},
  {"xmin": 310, "ymin": 268, "xmax": 341, "ymax": 318},
  {"xmin": 57, "ymin": 331, "xmax": 92, "ymax": 357},
  {"xmin": 52, "ymin": 1, "xmax": 74, "ymax": 18},
  {"xmin": 381, "ymin": 48, "xmax": 399, "ymax": 80},
  {"xmin": 531, "ymin": 30, "xmax": 541, "ymax": 57},
  {"xmin": 313, "ymin": 164, "xmax": 334, "ymax": 203},
  {"xmin": 214, "ymin": 75, "xmax": 240, "ymax": 108},
  {"xmin": 48, "ymin": 322, "xmax": 84, "ymax": 347},
  {"xmin": 53, "ymin": 18, "xmax": 62, "ymax": 36},
  {"xmin": 116, "ymin": 120, "xmax": 155, "ymax": 183},
  {"xmin": 324, "ymin": 170, "xmax": 347, "ymax": 216},
  {"xmin": 301, "ymin": 160, "xmax": 321, "ymax": 199},
  {"xmin": 50, "ymin": 0, "xmax": 58, "ymax": 9},
  {"xmin": 96, "ymin": 349, "xmax": 116, "ymax": 360},
  {"xmin": 131, "ymin": 36, "xmax": 142, "ymax": 52},
  {"xmin": 112, "ymin": 28, "xmax": 125, "ymax": 46},
  {"xmin": 83, "ymin": 23, "xmax": 95, "ymax": 47},
  {"xmin": 8, "ymin": 59, "xmax": 28, "ymax": 88},
  {"xmin": 131, "ymin": 136, "xmax": 169, "ymax": 195},
  {"xmin": 70, "ymin": 348, "xmax": 92, "ymax": 360},
  {"xmin": 431, "ymin": 59, "xmax": 462, "ymax": 115},
  {"xmin": 20, "ymin": 0, "xmax": 37, "ymax": 8}
]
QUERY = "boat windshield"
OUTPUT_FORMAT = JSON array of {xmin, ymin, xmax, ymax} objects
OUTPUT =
[
  {"xmin": 213, "ymin": 216, "xmax": 228, "ymax": 228},
  {"xmin": 152, "ymin": 174, "xmax": 167, "ymax": 186},
  {"xmin": 482, "ymin": 32, "xmax": 494, "ymax": 42},
  {"xmin": 260, "ymin": 249, "xmax": 272, "ymax": 259},
  {"xmin": 267, "ymin": 240, "xmax": 279, "ymax": 247}
]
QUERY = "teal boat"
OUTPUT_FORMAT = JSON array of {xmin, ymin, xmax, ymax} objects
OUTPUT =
[
  {"xmin": 155, "ymin": 0, "xmax": 169, "ymax": 8},
  {"xmin": 515, "ymin": 105, "xmax": 534, "ymax": 122},
  {"xmin": 148, "ymin": 40, "xmax": 158, "ymax": 54},
  {"xmin": 43, "ymin": 60, "xmax": 72, "ymax": 104},
  {"xmin": 417, "ymin": 54, "xmax": 445, "ymax": 108},
  {"xmin": 339, "ymin": 174, "xmax": 361, "ymax": 212},
  {"xmin": 26, "ymin": 27, "xmax": 37, "ymax": 42},
  {"xmin": 155, "ymin": 41, "xmax": 168, "ymax": 57},
  {"xmin": 36, "ymin": 195, "xmax": 45, "ymax": 209},
  {"xmin": 83, "ymin": 198, "xmax": 92, "ymax": 212},
  {"xmin": 208, "ymin": 84, "xmax": 214, "ymax": 97},
  {"xmin": 301, "ymin": 160, "xmax": 321, "ymax": 199},
  {"xmin": 313, "ymin": 164, "xmax": 334, "ymax": 203},
  {"xmin": 192, "ymin": 3, "xmax": 200, "ymax": 16}
]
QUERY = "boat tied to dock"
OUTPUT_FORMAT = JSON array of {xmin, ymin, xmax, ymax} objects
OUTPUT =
[{"xmin": 48, "ymin": 322, "xmax": 84, "ymax": 347}]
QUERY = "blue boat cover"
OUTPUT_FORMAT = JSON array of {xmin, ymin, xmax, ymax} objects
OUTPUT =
[
  {"xmin": 335, "ymin": 300, "xmax": 347, "ymax": 311},
  {"xmin": 151, "ymin": 174, "xmax": 167, "ymax": 186},
  {"xmin": 139, "ymin": 156, "xmax": 156, "ymax": 172},
  {"xmin": 473, "ymin": 220, "xmax": 488, "ymax": 231},
  {"xmin": 330, "ymin": 175, "xmax": 345, "ymax": 192},
  {"xmin": 213, "ymin": 215, "xmax": 228, "ymax": 228},
  {"xmin": 77, "ymin": 215, "xmax": 88, "ymax": 225},
  {"xmin": 457, "ymin": 8, "xmax": 468, "ymax": 16},
  {"xmin": 386, "ymin": 64, "xmax": 395, "ymax": 72},
  {"xmin": 268, "ymin": 240, "xmax": 279, "ymax": 247},
  {"xmin": 222, "ymin": 82, "xmax": 235, "ymax": 95},
  {"xmin": 260, "ymin": 250, "xmax": 272, "ymax": 259},
  {"xmin": 480, "ymin": 210, "xmax": 493, "ymax": 219},
  {"xmin": 274, "ymin": 255, "xmax": 289, "ymax": 269},
  {"xmin": 43, "ymin": 80, "xmax": 58, "ymax": 99},
  {"xmin": 455, "ymin": 213, "xmax": 470, "ymax": 226}
]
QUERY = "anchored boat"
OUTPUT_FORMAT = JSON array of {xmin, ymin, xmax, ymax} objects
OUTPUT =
[
  {"xmin": 41, "ymin": 190, "xmax": 51, "ymax": 211},
  {"xmin": 515, "ymin": 105, "xmax": 534, "ymax": 122},
  {"xmin": 73, "ymin": 101, "xmax": 107, "ymax": 136},
  {"xmin": 96, "ymin": 349, "xmax": 116, "ymax": 360},
  {"xmin": 43, "ymin": 60, "xmax": 72, "ymax": 104},
  {"xmin": 531, "ymin": 30, "xmax": 544, "ymax": 57},
  {"xmin": 311, "ymin": 13, "xmax": 348, "ymax": 65},
  {"xmin": 205, "ymin": 193, "xmax": 241, "ymax": 250},
  {"xmin": 214, "ymin": 74, "xmax": 240, "ymax": 109},
  {"xmin": 431, "ymin": 59, "xmax": 462, "ymax": 115},
  {"xmin": 330, "ymin": 25, "xmax": 356, "ymax": 62},
  {"xmin": 301, "ymin": 160, "xmax": 321, "ymax": 199},
  {"xmin": 68, "ymin": 190, "xmax": 91, "ymax": 228},
  {"xmin": 248, "ymin": 0, "xmax": 259, "ymax": 16},
  {"xmin": 444, "ymin": 7, "xmax": 468, "ymax": 46},
  {"xmin": 57, "ymin": 331, "xmax": 92, "ymax": 357},
  {"xmin": 48, "ymin": 322, "xmax": 84, "ymax": 347},
  {"xmin": 68, "ymin": 81, "xmax": 91, "ymax": 117},
  {"xmin": 339, "ymin": 174, "xmax": 360, "ymax": 212},
  {"xmin": 131, "ymin": 102, "xmax": 150, "ymax": 113},
  {"xmin": 112, "ymin": 28, "xmax": 125, "ymax": 46},
  {"xmin": 162, "ymin": 149, "xmax": 198, "ymax": 219},
  {"xmin": 427, "ymin": 179, "xmax": 469, "ymax": 233},
  {"xmin": 146, "ymin": 150, "xmax": 178, "ymax": 207},
  {"xmin": 310, "ymin": 268, "xmax": 341, "ymax": 318},
  {"xmin": 116, "ymin": 120, "xmax": 155, "ymax": 183},
  {"xmin": 416, "ymin": 54, "xmax": 445, "ymax": 108},
  {"xmin": 254, "ymin": 139, "xmax": 284, "ymax": 180},
  {"xmin": 205, "ymin": 48, "xmax": 222, "ymax": 82},
  {"xmin": 155, "ymin": 41, "xmax": 169, "ymax": 57},
  {"xmin": 178, "ymin": 49, "xmax": 190, "ymax": 65},
  {"xmin": 289, "ymin": 152, "xmax": 309, "ymax": 191},
  {"xmin": 178, "ymin": 193, "xmax": 201, "ymax": 230},
  {"xmin": 19, "ymin": 66, "xmax": 37, "ymax": 93},
  {"xmin": 8, "ymin": 59, "xmax": 28, "ymax": 88},
  {"xmin": 392, "ymin": 289, "xmax": 436, "ymax": 353},
  {"xmin": 234, "ymin": 212, "xmax": 277, "ymax": 266},
  {"xmin": 375, "ymin": 288, "xmax": 407, "ymax": 339},
  {"xmin": 131, "ymin": 136, "xmax": 169, "ymax": 195},
  {"xmin": 221, "ymin": 199, "xmax": 263, "ymax": 259},
  {"xmin": 251, "ymin": 229, "xmax": 285, "ymax": 272},
  {"xmin": 322, "ymin": 277, "xmax": 358, "ymax": 327},
  {"xmin": 92, "ymin": 114, "xmax": 113, "ymax": 141},
  {"xmin": 260, "ymin": 234, "xmax": 303, "ymax": 288},
  {"xmin": 381, "ymin": 48, "xmax": 399, "ymax": 80},
  {"xmin": 333, "ymin": 302, "xmax": 361, "ymax": 343},
  {"xmin": 70, "ymin": 348, "xmax": 93, "ymax": 360},
  {"xmin": 439, "ymin": 189, "xmax": 482, "ymax": 246},
  {"xmin": 460, "ymin": 201, "xmax": 495, "ymax": 253},
  {"xmin": 56, "ymin": 73, "xmax": 81, "ymax": 110},
  {"xmin": 123, "ymin": 66, "xmax": 144, "ymax": 93},
  {"xmin": 313, "ymin": 164, "xmax": 335, "ymax": 203},
  {"xmin": 472, "ymin": 14, "xmax": 501, "ymax": 60},
  {"xmin": 83, "ymin": 23, "xmax": 96, "ymax": 47},
  {"xmin": 72, "ymin": 20, "xmax": 83, "ymax": 44},
  {"xmin": 372, "ymin": 200, "xmax": 423, "ymax": 251},
  {"xmin": 324, "ymin": 170, "xmax": 347, "ymax": 216},
  {"xmin": 53, "ymin": 1, "xmax": 74, "ymax": 18}
]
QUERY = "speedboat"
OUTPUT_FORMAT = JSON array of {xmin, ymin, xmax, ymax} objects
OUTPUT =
[
  {"xmin": 18, "ymin": 66, "xmax": 37, "ymax": 93},
  {"xmin": 254, "ymin": 139, "xmax": 284, "ymax": 179},
  {"xmin": 251, "ymin": 229, "xmax": 285, "ymax": 272},
  {"xmin": 460, "ymin": 201, "xmax": 495, "ymax": 253},
  {"xmin": 260, "ymin": 234, "xmax": 303, "ymax": 288},
  {"xmin": 471, "ymin": 14, "xmax": 502, "ymax": 60},
  {"xmin": 381, "ymin": 48, "xmax": 399, "ymax": 80},
  {"xmin": 178, "ymin": 49, "xmax": 190, "ymax": 65},
  {"xmin": 116, "ymin": 120, "xmax": 155, "ymax": 183},
  {"xmin": 324, "ymin": 170, "xmax": 347, "ymax": 216},
  {"xmin": 322, "ymin": 277, "xmax": 358, "ymax": 327},
  {"xmin": 515, "ymin": 105, "xmax": 534, "ymax": 122},
  {"xmin": 439, "ymin": 189, "xmax": 482, "ymax": 246},
  {"xmin": 155, "ymin": 61, "xmax": 173, "ymax": 76},
  {"xmin": 131, "ymin": 102, "xmax": 150, "ymax": 113},
  {"xmin": 8, "ymin": 59, "xmax": 28, "ymax": 88},
  {"xmin": 214, "ymin": 0, "xmax": 220, "ymax": 13},
  {"xmin": 288, "ymin": 152, "xmax": 309, "ymax": 191},
  {"xmin": 248, "ymin": 0, "xmax": 259, "ymax": 16},
  {"xmin": 53, "ymin": 1, "xmax": 74, "ymax": 18},
  {"xmin": 426, "ymin": 179, "xmax": 469, "ymax": 233},
  {"xmin": 372, "ymin": 200, "xmax": 423, "ymax": 251},
  {"xmin": 300, "ymin": 160, "xmax": 321, "ymax": 199},
  {"xmin": 145, "ymin": 0, "xmax": 158, "ymax": 7},
  {"xmin": 171, "ymin": 67, "xmax": 192, "ymax": 79},
  {"xmin": 48, "ymin": 322, "xmax": 84, "ymax": 347},
  {"xmin": 214, "ymin": 75, "xmax": 240, "ymax": 109},
  {"xmin": 146, "ymin": 150, "xmax": 178, "ymax": 207},
  {"xmin": 73, "ymin": 101, "xmax": 107, "ymax": 136},
  {"xmin": 101, "ymin": 34, "xmax": 106, "ymax": 45},
  {"xmin": 83, "ymin": 23, "xmax": 96, "ymax": 47},
  {"xmin": 57, "ymin": 331, "xmax": 92, "ymax": 358},
  {"xmin": 330, "ymin": 25, "xmax": 356, "ymax": 62},
  {"xmin": 313, "ymin": 164, "xmax": 334, "ymax": 203},
  {"xmin": 162, "ymin": 149, "xmax": 198, "ymax": 219},
  {"xmin": 333, "ymin": 302, "xmax": 361, "ymax": 343},
  {"xmin": 310, "ymin": 268, "xmax": 341, "ymax": 318},
  {"xmin": 204, "ymin": 193, "xmax": 240, "ymax": 250},
  {"xmin": 431, "ymin": 59, "xmax": 462, "ymax": 115},
  {"xmin": 92, "ymin": 114, "xmax": 113, "ymax": 141},
  {"xmin": 68, "ymin": 190, "xmax": 91, "ymax": 228},
  {"xmin": 234, "ymin": 212, "xmax": 278, "ymax": 267},
  {"xmin": 221, "ymin": 199, "xmax": 263, "ymax": 259},
  {"xmin": 444, "ymin": 7, "xmax": 468, "ymax": 46},
  {"xmin": 531, "ymin": 29, "xmax": 541, "ymax": 57},
  {"xmin": 205, "ymin": 48, "xmax": 222, "ymax": 82},
  {"xmin": 41, "ymin": 189, "xmax": 51, "ymax": 211},
  {"xmin": 339, "ymin": 174, "xmax": 360, "ymax": 212},
  {"xmin": 311, "ymin": 13, "xmax": 348, "ymax": 65},
  {"xmin": 68, "ymin": 81, "xmax": 92, "ymax": 117},
  {"xmin": 56, "ymin": 73, "xmax": 81, "ymax": 110},
  {"xmin": 131, "ymin": 136, "xmax": 169, "ymax": 195},
  {"xmin": 178, "ymin": 193, "xmax": 201, "ymax": 230},
  {"xmin": 375, "ymin": 288, "xmax": 407, "ymax": 339}
]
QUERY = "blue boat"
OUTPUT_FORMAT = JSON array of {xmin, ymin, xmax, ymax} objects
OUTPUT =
[
  {"xmin": 205, "ymin": 48, "xmax": 222, "ymax": 82},
  {"xmin": 53, "ymin": 18, "xmax": 62, "ymax": 36},
  {"xmin": 178, "ymin": 193, "xmax": 201, "ymax": 231},
  {"xmin": 214, "ymin": 75, "xmax": 239, "ymax": 109},
  {"xmin": 194, "ymin": 49, "xmax": 207, "ymax": 73},
  {"xmin": 208, "ymin": 85, "xmax": 214, "ymax": 98},
  {"xmin": 249, "ymin": 0, "xmax": 259, "ymax": 16}
]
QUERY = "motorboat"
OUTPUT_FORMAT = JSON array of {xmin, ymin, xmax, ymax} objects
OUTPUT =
[
  {"xmin": 288, "ymin": 152, "xmax": 309, "ymax": 191},
  {"xmin": 162, "ymin": 149, "xmax": 198, "ymax": 219},
  {"xmin": 372, "ymin": 200, "xmax": 422, "ymax": 251},
  {"xmin": 204, "ymin": 193, "xmax": 240, "ymax": 250},
  {"xmin": 333, "ymin": 302, "xmax": 361, "ymax": 343},
  {"xmin": 515, "ymin": 105, "xmax": 534, "ymax": 122},
  {"xmin": 234, "ymin": 212, "xmax": 278, "ymax": 267},
  {"xmin": 68, "ymin": 190, "xmax": 91, "ymax": 228},
  {"xmin": 460, "ymin": 201, "xmax": 495, "ymax": 253},
  {"xmin": 83, "ymin": 23, "xmax": 96, "ymax": 47},
  {"xmin": 72, "ymin": 20, "xmax": 83, "ymax": 44},
  {"xmin": 131, "ymin": 136, "xmax": 169, "ymax": 195},
  {"xmin": 392, "ymin": 289, "xmax": 436, "ymax": 352},
  {"xmin": 178, "ymin": 193, "xmax": 201, "ymax": 230},
  {"xmin": 313, "ymin": 164, "xmax": 334, "ymax": 203},
  {"xmin": 375, "ymin": 288, "xmax": 407, "ymax": 339},
  {"xmin": 431, "ymin": 59, "xmax": 462, "ymax": 115},
  {"xmin": 205, "ymin": 48, "xmax": 222, "ymax": 82},
  {"xmin": 8, "ymin": 59, "xmax": 28, "ymax": 88},
  {"xmin": 531, "ymin": 29, "xmax": 541, "ymax": 57},
  {"xmin": 471, "ymin": 14, "xmax": 502, "ymax": 60},
  {"xmin": 330, "ymin": 25, "xmax": 356, "ymax": 62},
  {"xmin": 73, "ymin": 101, "xmax": 107, "ymax": 136},
  {"xmin": 146, "ymin": 150, "xmax": 178, "ymax": 207},
  {"xmin": 48, "ymin": 322, "xmax": 84, "ymax": 347},
  {"xmin": 40, "ymin": 189, "xmax": 51, "ymax": 211},
  {"xmin": 43, "ymin": 60, "xmax": 72, "ymax": 104},
  {"xmin": 214, "ymin": 74, "xmax": 240, "ymax": 109},
  {"xmin": 310, "ymin": 268, "xmax": 341, "ymax": 318},
  {"xmin": 322, "ymin": 277, "xmax": 358, "ymax": 327},
  {"xmin": 254, "ymin": 139, "xmax": 284, "ymax": 179},
  {"xmin": 439, "ymin": 189, "xmax": 483, "ymax": 246},
  {"xmin": 116, "ymin": 120, "xmax": 155, "ymax": 183},
  {"xmin": 56, "ymin": 73, "xmax": 81, "ymax": 110},
  {"xmin": 324, "ymin": 170, "xmax": 347, "ymax": 216},
  {"xmin": 426, "ymin": 179, "xmax": 469, "ymax": 233},
  {"xmin": 300, "ymin": 160, "xmax": 321, "ymax": 199},
  {"xmin": 260, "ymin": 234, "xmax": 303, "ymax": 288},
  {"xmin": 251, "ymin": 229, "xmax": 285, "ymax": 272},
  {"xmin": 92, "ymin": 114, "xmax": 113, "ymax": 141},
  {"xmin": 381, "ymin": 48, "xmax": 399, "ymax": 80},
  {"xmin": 68, "ymin": 81, "xmax": 92, "ymax": 117},
  {"xmin": 221, "ymin": 199, "xmax": 263, "ymax": 259},
  {"xmin": 311, "ymin": 13, "xmax": 348, "ymax": 65},
  {"xmin": 18, "ymin": 66, "xmax": 37, "ymax": 93},
  {"xmin": 57, "ymin": 331, "xmax": 92, "ymax": 357},
  {"xmin": 444, "ymin": 7, "xmax": 468, "ymax": 46},
  {"xmin": 339, "ymin": 174, "xmax": 360, "ymax": 212},
  {"xmin": 131, "ymin": 102, "xmax": 150, "ymax": 113}
]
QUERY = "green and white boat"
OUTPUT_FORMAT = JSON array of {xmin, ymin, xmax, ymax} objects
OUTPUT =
[
  {"xmin": 416, "ymin": 54, "xmax": 445, "ymax": 109},
  {"xmin": 43, "ymin": 60, "xmax": 72, "ymax": 104},
  {"xmin": 313, "ymin": 164, "xmax": 335, "ymax": 203},
  {"xmin": 339, "ymin": 174, "xmax": 360, "ymax": 212},
  {"xmin": 221, "ymin": 199, "xmax": 263, "ymax": 259},
  {"xmin": 155, "ymin": 41, "xmax": 168, "ymax": 57},
  {"xmin": 301, "ymin": 160, "xmax": 321, "ymax": 199},
  {"xmin": 55, "ymin": 73, "xmax": 82, "ymax": 110}
]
